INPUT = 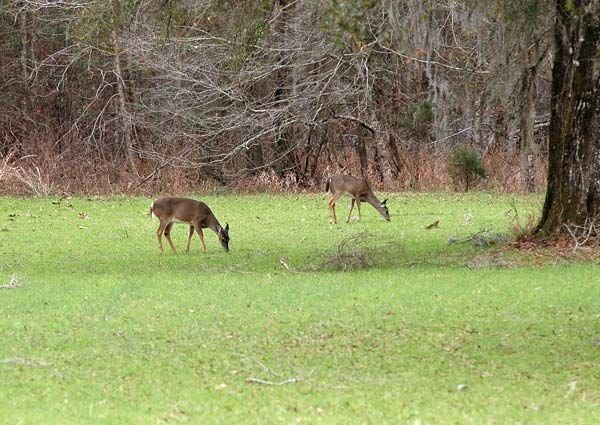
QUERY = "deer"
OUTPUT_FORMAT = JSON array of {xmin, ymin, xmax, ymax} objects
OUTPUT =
[
  {"xmin": 150, "ymin": 197, "xmax": 230, "ymax": 254},
  {"xmin": 325, "ymin": 174, "xmax": 390, "ymax": 224}
]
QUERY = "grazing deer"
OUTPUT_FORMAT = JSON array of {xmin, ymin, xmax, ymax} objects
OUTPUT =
[
  {"xmin": 325, "ymin": 174, "xmax": 390, "ymax": 224},
  {"xmin": 150, "ymin": 197, "xmax": 230, "ymax": 253}
]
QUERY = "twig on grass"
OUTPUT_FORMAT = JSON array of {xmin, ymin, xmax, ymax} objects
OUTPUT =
[
  {"xmin": 563, "ymin": 218, "xmax": 599, "ymax": 253},
  {"xmin": 0, "ymin": 275, "xmax": 20, "ymax": 289},
  {"xmin": 233, "ymin": 353, "xmax": 282, "ymax": 378},
  {"xmin": 447, "ymin": 229, "xmax": 506, "ymax": 247},
  {"xmin": 447, "ymin": 228, "xmax": 491, "ymax": 244},
  {"xmin": 233, "ymin": 353, "xmax": 315, "ymax": 386},
  {"xmin": 246, "ymin": 369, "xmax": 315, "ymax": 386},
  {"xmin": 564, "ymin": 381, "xmax": 578, "ymax": 398},
  {"xmin": 1, "ymin": 357, "xmax": 48, "ymax": 367}
]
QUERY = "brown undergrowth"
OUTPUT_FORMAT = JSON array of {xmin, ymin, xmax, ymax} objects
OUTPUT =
[
  {"xmin": 466, "ymin": 230, "xmax": 600, "ymax": 270},
  {"xmin": 466, "ymin": 203, "xmax": 600, "ymax": 268},
  {"xmin": 1, "ymin": 145, "xmax": 547, "ymax": 196}
]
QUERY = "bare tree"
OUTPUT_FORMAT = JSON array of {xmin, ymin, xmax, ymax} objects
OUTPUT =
[{"xmin": 0, "ymin": 0, "xmax": 564, "ymax": 194}]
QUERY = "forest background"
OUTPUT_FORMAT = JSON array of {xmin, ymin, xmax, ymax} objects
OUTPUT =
[{"xmin": 0, "ymin": 0, "xmax": 566, "ymax": 195}]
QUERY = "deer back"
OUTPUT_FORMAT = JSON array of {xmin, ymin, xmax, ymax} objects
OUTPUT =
[
  {"xmin": 152, "ymin": 197, "xmax": 213, "ymax": 225},
  {"xmin": 328, "ymin": 174, "xmax": 371, "ymax": 196}
]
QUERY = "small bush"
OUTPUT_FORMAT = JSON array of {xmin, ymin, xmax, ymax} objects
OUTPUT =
[
  {"xmin": 449, "ymin": 146, "xmax": 487, "ymax": 192},
  {"xmin": 507, "ymin": 200, "xmax": 538, "ymax": 240}
]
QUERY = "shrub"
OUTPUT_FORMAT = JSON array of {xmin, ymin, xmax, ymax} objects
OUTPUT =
[{"xmin": 449, "ymin": 146, "xmax": 487, "ymax": 192}]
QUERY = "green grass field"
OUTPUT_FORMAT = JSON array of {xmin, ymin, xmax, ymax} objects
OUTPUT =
[{"xmin": 1, "ymin": 192, "xmax": 599, "ymax": 424}]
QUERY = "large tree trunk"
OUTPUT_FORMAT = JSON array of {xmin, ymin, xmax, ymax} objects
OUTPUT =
[
  {"xmin": 536, "ymin": 1, "xmax": 600, "ymax": 235},
  {"xmin": 519, "ymin": 47, "xmax": 539, "ymax": 193},
  {"xmin": 587, "ymin": 79, "xmax": 600, "ymax": 217}
]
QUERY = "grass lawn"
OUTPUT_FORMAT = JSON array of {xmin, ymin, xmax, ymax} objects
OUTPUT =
[{"xmin": 1, "ymin": 192, "xmax": 599, "ymax": 424}]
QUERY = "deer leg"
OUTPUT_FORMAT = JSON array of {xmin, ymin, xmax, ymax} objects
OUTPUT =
[
  {"xmin": 186, "ymin": 225, "xmax": 194, "ymax": 253},
  {"xmin": 164, "ymin": 222, "xmax": 177, "ymax": 254},
  {"xmin": 328, "ymin": 194, "xmax": 341, "ymax": 224},
  {"xmin": 195, "ymin": 227, "xmax": 207, "ymax": 252},
  {"xmin": 156, "ymin": 222, "xmax": 167, "ymax": 253},
  {"xmin": 346, "ymin": 198, "xmax": 355, "ymax": 223},
  {"xmin": 356, "ymin": 199, "xmax": 362, "ymax": 222}
]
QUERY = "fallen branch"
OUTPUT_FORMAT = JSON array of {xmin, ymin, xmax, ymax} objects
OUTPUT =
[
  {"xmin": 0, "ymin": 275, "xmax": 20, "ymax": 289},
  {"xmin": 233, "ymin": 353, "xmax": 282, "ymax": 378},
  {"xmin": 246, "ymin": 377, "xmax": 305, "ymax": 386},
  {"xmin": 1, "ymin": 357, "xmax": 48, "ymax": 367},
  {"xmin": 246, "ymin": 369, "xmax": 315, "ymax": 386},
  {"xmin": 234, "ymin": 353, "xmax": 315, "ymax": 385},
  {"xmin": 447, "ymin": 228, "xmax": 506, "ymax": 246},
  {"xmin": 563, "ymin": 218, "xmax": 599, "ymax": 253}
]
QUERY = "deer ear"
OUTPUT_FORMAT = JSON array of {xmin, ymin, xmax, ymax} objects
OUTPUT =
[{"xmin": 225, "ymin": 223, "xmax": 230, "ymax": 232}]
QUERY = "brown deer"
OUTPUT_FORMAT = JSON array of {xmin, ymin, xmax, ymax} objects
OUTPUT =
[
  {"xmin": 150, "ymin": 197, "xmax": 230, "ymax": 253},
  {"xmin": 325, "ymin": 174, "xmax": 390, "ymax": 224}
]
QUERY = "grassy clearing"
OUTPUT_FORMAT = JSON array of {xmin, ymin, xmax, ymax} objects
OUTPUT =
[{"xmin": 1, "ymin": 192, "xmax": 599, "ymax": 424}]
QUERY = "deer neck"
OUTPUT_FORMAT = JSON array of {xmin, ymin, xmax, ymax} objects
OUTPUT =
[
  {"xmin": 363, "ymin": 190, "xmax": 382, "ymax": 207},
  {"xmin": 205, "ymin": 215, "xmax": 221, "ymax": 233},
  {"xmin": 364, "ymin": 190, "xmax": 388, "ymax": 217}
]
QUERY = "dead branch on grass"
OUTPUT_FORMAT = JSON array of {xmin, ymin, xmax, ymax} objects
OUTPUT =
[
  {"xmin": 1, "ymin": 357, "xmax": 48, "ymax": 367},
  {"xmin": 303, "ymin": 231, "xmax": 405, "ymax": 271},
  {"xmin": 234, "ymin": 353, "xmax": 315, "ymax": 386},
  {"xmin": 319, "ymin": 231, "xmax": 373, "ymax": 271},
  {"xmin": 563, "ymin": 217, "xmax": 600, "ymax": 253},
  {"xmin": 246, "ymin": 372, "xmax": 314, "ymax": 386},
  {"xmin": 0, "ymin": 275, "xmax": 20, "ymax": 289},
  {"xmin": 447, "ymin": 229, "xmax": 507, "ymax": 247}
]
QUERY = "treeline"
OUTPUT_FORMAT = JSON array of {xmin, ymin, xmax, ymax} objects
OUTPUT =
[{"xmin": 0, "ymin": 0, "xmax": 555, "ymax": 195}]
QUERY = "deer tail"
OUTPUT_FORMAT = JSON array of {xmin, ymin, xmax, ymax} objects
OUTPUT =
[
  {"xmin": 149, "ymin": 203, "xmax": 155, "ymax": 219},
  {"xmin": 325, "ymin": 177, "xmax": 331, "ymax": 193}
]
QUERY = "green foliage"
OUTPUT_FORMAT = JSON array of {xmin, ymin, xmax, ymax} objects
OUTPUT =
[
  {"xmin": 69, "ymin": 0, "xmax": 144, "ymax": 46},
  {"xmin": 400, "ymin": 100, "xmax": 433, "ymax": 129},
  {"xmin": 503, "ymin": 0, "xmax": 547, "ymax": 21},
  {"xmin": 565, "ymin": 0, "xmax": 575, "ymax": 13},
  {"xmin": 322, "ymin": 0, "xmax": 381, "ymax": 49},
  {"xmin": 449, "ymin": 146, "xmax": 487, "ymax": 192},
  {"xmin": 1, "ymin": 194, "xmax": 599, "ymax": 423}
]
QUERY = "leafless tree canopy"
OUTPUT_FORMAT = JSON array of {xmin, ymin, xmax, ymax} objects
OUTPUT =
[{"xmin": 0, "ymin": 0, "xmax": 560, "ymax": 194}]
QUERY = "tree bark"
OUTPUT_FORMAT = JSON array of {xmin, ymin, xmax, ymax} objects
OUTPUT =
[
  {"xmin": 271, "ymin": 0, "xmax": 297, "ymax": 178},
  {"xmin": 493, "ymin": 103, "xmax": 507, "ymax": 152},
  {"xmin": 111, "ymin": 28, "xmax": 135, "ymax": 169},
  {"xmin": 17, "ymin": 2, "xmax": 32, "ymax": 111},
  {"xmin": 536, "ymin": 1, "xmax": 600, "ymax": 235},
  {"xmin": 519, "ymin": 54, "xmax": 538, "ymax": 193},
  {"xmin": 586, "ymin": 78, "xmax": 600, "ymax": 217},
  {"xmin": 371, "ymin": 111, "xmax": 394, "ymax": 183},
  {"xmin": 355, "ymin": 135, "xmax": 368, "ymax": 177}
]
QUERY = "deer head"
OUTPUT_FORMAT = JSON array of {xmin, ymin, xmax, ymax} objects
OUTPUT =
[
  {"xmin": 216, "ymin": 223, "xmax": 230, "ymax": 252},
  {"xmin": 379, "ymin": 199, "xmax": 390, "ymax": 221}
]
